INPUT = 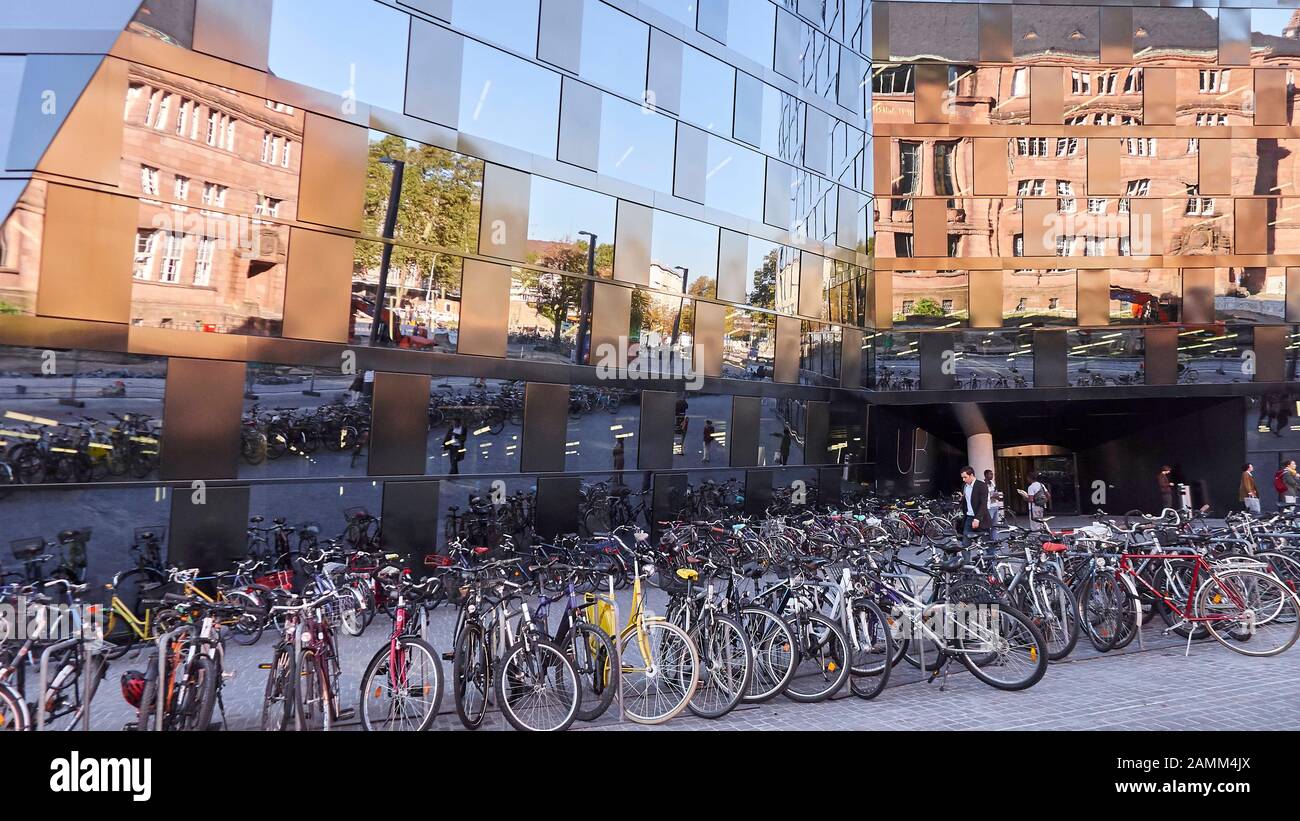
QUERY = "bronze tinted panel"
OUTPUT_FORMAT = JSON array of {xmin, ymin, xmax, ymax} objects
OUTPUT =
[
  {"xmin": 522, "ymin": 382, "xmax": 568, "ymax": 473},
  {"xmin": 1236, "ymin": 200, "xmax": 1269, "ymax": 255},
  {"xmin": 1181, "ymin": 268, "xmax": 1215, "ymax": 324},
  {"xmin": 873, "ymin": 139, "xmax": 891, "ymax": 200},
  {"xmin": 168, "ymin": 485, "xmax": 250, "ymax": 573},
  {"xmin": 368, "ymin": 372, "xmax": 431, "ymax": 476},
  {"xmin": 1022, "ymin": 199, "xmax": 1056, "ymax": 257},
  {"xmin": 969, "ymin": 269, "xmax": 1002, "ymax": 328},
  {"xmin": 729, "ymin": 396, "xmax": 760, "ymax": 468},
  {"xmin": 1100, "ymin": 7, "xmax": 1132, "ymax": 64},
  {"xmin": 804, "ymin": 401, "xmax": 829, "ymax": 464},
  {"xmin": 840, "ymin": 327, "xmax": 863, "ymax": 389},
  {"xmin": 282, "ymin": 228, "xmax": 354, "ymax": 343},
  {"xmin": 456, "ymin": 259, "xmax": 510, "ymax": 357},
  {"xmin": 1033, "ymin": 330, "xmax": 1067, "ymax": 387},
  {"xmin": 1142, "ymin": 68, "xmax": 1176, "ymax": 126},
  {"xmin": 1086, "ymin": 138, "xmax": 1122, "ymax": 197},
  {"xmin": 1254, "ymin": 325, "xmax": 1286, "ymax": 383},
  {"xmin": 912, "ymin": 198, "xmax": 948, "ymax": 258},
  {"xmin": 1255, "ymin": 70, "xmax": 1288, "ymax": 127},
  {"xmin": 161, "ymin": 357, "xmax": 244, "ymax": 480},
  {"xmin": 716, "ymin": 229, "xmax": 748, "ymax": 303},
  {"xmin": 774, "ymin": 315, "xmax": 800, "ymax": 383},
  {"xmin": 613, "ymin": 200, "xmax": 652, "ymax": 285},
  {"xmin": 1198, "ymin": 140, "xmax": 1232, "ymax": 196},
  {"xmin": 1077, "ymin": 270, "xmax": 1110, "ymax": 327},
  {"xmin": 1029, "ymin": 67, "xmax": 1062, "ymax": 126},
  {"xmin": 1144, "ymin": 327, "xmax": 1177, "ymax": 385},
  {"xmin": 193, "ymin": 0, "xmax": 272, "ymax": 71},
  {"xmin": 915, "ymin": 63, "xmax": 947, "ymax": 125},
  {"xmin": 978, "ymin": 5, "xmax": 1011, "ymax": 63},
  {"xmin": 36, "ymin": 56, "xmax": 126, "ymax": 187},
  {"xmin": 871, "ymin": 268, "xmax": 893, "ymax": 329},
  {"xmin": 1219, "ymin": 8, "xmax": 1250, "ymax": 66},
  {"xmin": 871, "ymin": 1, "xmax": 889, "ymax": 61},
  {"xmin": 1288, "ymin": 268, "xmax": 1300, "ymax": 322},
  {"xmin": 297, "ymin": 113, "xmax": 367, "ymax": 232},
  {"xmin": 798, "ymin": 251, "xmax": 825, "ymax": 317},
  {"xmin": 37, "ymin": 184, "xmax": 135, "ymax": 323},
  {"xmin": 590, "ymin": 282, "xmax": 631, "ymax": 366},
  {"xmin": 380, "ymin": 480, "xmax": 439, "ymax": 564},
  {"xmin": 973, "ymin": 138, "xmax": 1007, "ymax": 196},
  {"xmin": 638, "ymin": 390, "xmax": 675, "ymax": 471},
  {"xmin": 478, "ymin": 163, "xmax": 530, "ymax": 263},
  {"xmin": 694, "ymin": 300, "xmax": 724, "ymax": 378}
]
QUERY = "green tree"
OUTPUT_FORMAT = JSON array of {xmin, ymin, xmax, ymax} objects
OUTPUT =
[
  {"xmin": 747, "ymin": 249, "xmax": 778, "ymax": 309},
  {"xmin": 910, "ymin": 297, "xmax": 946, "ymax": 317}
]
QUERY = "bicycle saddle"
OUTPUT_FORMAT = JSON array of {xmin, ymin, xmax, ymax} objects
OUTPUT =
[
  {"xmin": 1041, "ymin": 542, "xmax": 1068, "ymax": 553},
  {"xmin": 57, "ymin": 529, "xmax": 82, "ymax": 543},
  {"xmin": 675, "ymin": 568, "xmax": 699, "ymax": 582},
  {"xmin": 939, "ymin": 553, "xmax": 967, "ymax": 573},
  {"xmin": 250, "ymin": 515, "xmax": 265, "ymax": 524}
]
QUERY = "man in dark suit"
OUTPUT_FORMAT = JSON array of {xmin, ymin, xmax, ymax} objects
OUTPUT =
[{"xmin": 959, "ymin": 466, "xmax": 989, "ymax": 547}]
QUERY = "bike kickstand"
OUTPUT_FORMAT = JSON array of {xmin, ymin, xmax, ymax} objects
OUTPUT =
[
  {"xmin": 1183, "ymin": 624, "xmax": 1195, "ymax": 658},
  {"xmin": 938, "ymin": 660, "xmax": 951, "ymax": 692}
]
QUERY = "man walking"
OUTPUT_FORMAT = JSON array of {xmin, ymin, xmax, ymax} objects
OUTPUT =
[
  {"xmin": 1240, "ymin": 463, "xmax": 1260, "ymax": 514},
  {"xmin": 1285, "ymin": 460, "xmax": 1300, "ymax": 507},
  {"xmin": 1026, "ymin": 472, "xmax": 1048, "ymax": 532},
  {"xmin": 702, "ymin": 419, "xmax": 716, "ymax": 463},
  {"xmin": 959, "ymin": 466, "xmax": 989, "ymax": 547},
  {"xmin": 1158, "ymin": 465, "xmax": 1174, "ymax": 512}
]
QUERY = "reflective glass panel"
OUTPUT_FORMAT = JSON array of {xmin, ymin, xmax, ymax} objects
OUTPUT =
[
  {"xmin": 726, "ymin": 0, "xmax": 776, "ymax": 67},
  {"xmin": 350, "ymin": 240, "xmax": 462, "ymax": 350},
  {"xmin": 892, "ymin": 270, "xmax": 968, "ymax": 328},
  {"xmin": 509, "ymin": 269, "xmax": 579, "ymax": 363},
  {"xmin": 672, "ymin": 391, "xmax": 730, "ymax": 469},
  {"xmin": 581, "ymin": 0, "xmax": 649, "ymax": 100},
  {"xmin": 459, "ymin": 40, "xmax": 561, "ymax": 158},
  {"xmin": 597, "ymin": 93, "xmax": 675, "ymax": 191},
  {"xmin": 650, "ymin": 211, "xmax": 719, "ymax": 298},
  {"xmin": 452, "ymin": 0, "xmax": 540, "ymax": 56},
  {"xmin": 704, "ymin": 135, "xmax": 765, "ymax": 222},
  {"xmin": 680, "ymin": 45, "xmax": 734, "ymax": 134},
  {"xmin": 1066, "ymin": 328, "xmax": 1144, "ymax": 386},
  {"xmin": 722, "ymin": 307, "xmax": 776, "ymax": 381},
  {"xmin": 564, "ymin": 384, "xmax": 639, "ymax": 473},
  {"xmin": 268, "ymin": 0, "xmax": 409, "ymax": 112},
  {"xmin": 239, "ymin": 361, "xmax": 369, "ymax": 479},
  {"xmin": 428, "ymin": 376, "xmax": 524, "ymax": 475},
  {"xmin": 526, "ymin": 176, "xmax": 616, "ymax": 277}
]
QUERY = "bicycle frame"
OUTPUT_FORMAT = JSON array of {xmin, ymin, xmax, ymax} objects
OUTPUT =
[{"xmin": 1118, "ymin": 552, "xmax": 1246, "ymax": 624}]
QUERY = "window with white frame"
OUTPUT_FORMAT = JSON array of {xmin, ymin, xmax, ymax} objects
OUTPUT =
[
  {"xmin": 1017, "ymin": 178, "xmax": 1046, "ymax": 197},
  {"xmin": 262, "ymin": 132, "xmax": 275, "ymax": 163},
  {"xmin": 281, "ymin": 140, "xmax": 292, "ymax": 168},
  {"xmin": 1185, "ymin": 185, "xmax": 1214, "ymax": 216},
  {"xmin": 159, "ymin": 232, "xmax": 184, "ymax": 283},
  {"xmin": 1011, "ymin": 67, "xmax": 1028, "ymax": 97},
  {"xmin": 1056, "ymin": 137, "xmax": 1079, "ymax": 157},
  {"xmin": 224, "ymin": 118, "xmax": 236, "ymax": 151},
  {"xmin": 1084, "ymin": 236, "xmax": 1106, "ymax": 256},
  {"xmin": 201, "ymin": 182, "xmax": 228, "ymax": 210},
  {"xmin": 173, "ymin": 175, "xmax": 189, "ymax": 201},
  {"xmin": 133, "ymin": 230, "xmax": 157, "ymax": 279},
  {"xmin": 1125, "ymin": 179, "xmax": 1150, "ymax": 197},
  {"xmin": 153, "ymin": 92, "xmax": 172, "ymax": 130},
  {"xmin": 206, "ymin": 110, "xmax": 220, "ymax": 146},
  {"xmin": 1187, "ymin": 137, "xmax": 1199, "ymax": 155},
  {"xmin": 193, "ymin": 236, "xmax": 216, "ymax": 286},
  {"xmin": 1199, "ymin": 69, "xmax": 1229, "ymax": 93},
  {"xmin": 1126, "ymin": 137, "xmax": 1157, "ymax": 157},
  {"xmin": 1055, "ymin": 235, "xmax": 1075, "ymax": 256},
  {"xmin": 1012, "ymin": 234, "xmax": 1024, "ymax": 256},
  {"xmin": 1087, "ymin": 198, "xmax": 1108, "ymax": 214},
  {"xmin": 1070, "ymin": 70, "xmax": 1091, "ymax": 95},
  {"xmin": 1057, "ymin": 180, "xmax": 1075, "ymax": 213},
  {"xmin": 1097, "ymin": 72, "xmax": 1118, "ymax": 95},
  {"xmin": 125, "ymin": 83, "xmax": 143, "ymax": 120},
  {"xmin": 1123, "ymin": 68, "xmax": 1143, "ymax": 93},
  {"xmin": 1118, "ymin": 235, "xmax": 1131, "ymax": 255},
  {"xmin": 254, "ymin": 195, "xmax": 282, "ymax": 221},
  {"xmin": 1016, "ymin": 136, "xmax": 1049, "ymax": 156},
  {"xmin": 140, "ymin": 165, "xmax": 159, "ymax": 196}
]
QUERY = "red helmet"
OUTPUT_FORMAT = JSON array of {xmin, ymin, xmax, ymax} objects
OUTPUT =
[{"xmin": 120, "ymin": 670, "xmax": 146, "ymax": 708}]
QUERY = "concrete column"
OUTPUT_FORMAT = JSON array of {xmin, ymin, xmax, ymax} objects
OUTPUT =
[{"xmin": 966, "ymin": 432, "xmax": 994, "ymax": 478}]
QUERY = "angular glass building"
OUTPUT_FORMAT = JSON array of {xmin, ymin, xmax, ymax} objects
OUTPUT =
[{"xmin": 0, "ymin": 0, "xmax": 1293, "ymax": 579}]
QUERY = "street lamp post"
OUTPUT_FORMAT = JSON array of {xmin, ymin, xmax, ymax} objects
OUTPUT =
[
  {"xmin": 670, "ymin": 266, "xmax": 689, "ymax": 346},
  {"xmin": 371, "ymin": 156, "xmax": 405, "ymax": 346},
  {"xmin": 574, "ymin": 231, "xmax": 597, "ymax": 365}
]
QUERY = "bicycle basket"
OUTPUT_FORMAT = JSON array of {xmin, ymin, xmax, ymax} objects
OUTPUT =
[{"xmin": 10, "ymin": 537, "xmax": 44, "ymax": 562}]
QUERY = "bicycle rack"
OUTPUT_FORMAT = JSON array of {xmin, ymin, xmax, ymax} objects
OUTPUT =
[
  {"xmin": 154, "ymin": 627, "xmax": 188, "ymax": 732},
  {"xmin": 35, "ymin": 636, "xmax": 81, "ymax": 731}
]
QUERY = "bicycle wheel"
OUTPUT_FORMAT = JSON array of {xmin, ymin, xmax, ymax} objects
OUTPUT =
[
  {"xmin": 181, "ymin": 656, "xmax": 219, "ymax": 731},
  {"xmin": 225, "ymin": 590, "xmax": 266, "ymax": 646},
  {"xmin": 783, "ymin": 612, "xmax": 850, "ymax": 703},
  {"xmin": 359, "ymin": 636, "xmax": 444, "ymax": 731},
  {"xmin": 687, "ymin": 613, "xmax": 752, "ymax": 720},
  {"xmin": 619, "ymin": 619, "xmax": 699, "ymax": 725},
  {"xmin": 1196, "ymin": 568, "xmax": 1300, "ymax": 657},
  {"xmin": 1079, "ymin": 573, "xmax": 1124, "ymax": 653},
  {"xmin": 495, "ymin": 638, "xmax": 580, "ymax": 732},
  {"xmin": 1025, "ymin": 574, "xmax": 1079, "ymax": 661},
  {"xmin": 294, "ymin": 648, "xmax": 333, "ymax": 731},
  {"xmin": 0, "ymin": 683, "xmax": 26, "ymax": 731},
  {"xmin": 453, "ymin": 622, "xmax": 491, "ymax": 730},
  {"xmin": 1254, "ymin": 550, "xmax": 1300, "ymax": 596},
  {"xmin": 956, "ymin": 604, "xmax": 1048, "ymax": 691},
  {"xmin": 135, "ymin": 658, "xmax": 161, "ymax": 731},
  {"xmin": 570, "ymin": 622, "xmax": 618, "ymax": 722},
  {"xmin": 847, "ymin": 600, "xmax": 893, "ymax": 701},
  {"xmin": 260, "ymin": 643, "xmax": 295, "ymax": 731},
  {"xmin": 740, "ymin": 606, "xmax": 797, "ymax": 703},
  {"xmin": 339, "ymin": 587, "xmax": 366, "ymax": 637}
]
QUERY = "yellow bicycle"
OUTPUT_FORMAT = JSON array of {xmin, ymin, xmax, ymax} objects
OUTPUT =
[{"xmin": 587, "ymin": 527, "xmax": 699, "ymax": 724}]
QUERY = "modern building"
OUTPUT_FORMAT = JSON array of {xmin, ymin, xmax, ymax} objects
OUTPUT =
[{"xmin": 0, "ymin": 0, "xmax": 1295, "ymax": 581}]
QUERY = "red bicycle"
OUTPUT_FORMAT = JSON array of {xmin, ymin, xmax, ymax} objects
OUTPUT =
[
  {"xmin": 358, "ymin": 567, "xmax": 444, "ymax": 731},
  {"xmin": 1117, "ymin": 549, "xmax": 1300, "ymax": 656}
]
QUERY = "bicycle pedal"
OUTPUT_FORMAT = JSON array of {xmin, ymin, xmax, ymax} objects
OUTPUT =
[
  {"xmin": 441, "ymin": 652, "xmax": 454, "ymax": 661},
  {"xmin": 221, "ymin": 671, "xmax": 236, "ymax": 680},
  {"xmin": 336, "ymin": 707, "xmax": 356, "ymax": 721}
]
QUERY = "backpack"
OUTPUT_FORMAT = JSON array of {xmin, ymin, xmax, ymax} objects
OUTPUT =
[
  {"xmin": 1275, "ymin": 470, "xmax": 1288, "ymax": 494},
  {"xmin": 1033, "ymin": 485, "xmax": 1049, "ymax": 508}
]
